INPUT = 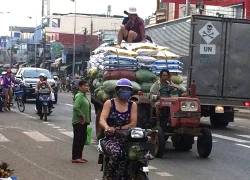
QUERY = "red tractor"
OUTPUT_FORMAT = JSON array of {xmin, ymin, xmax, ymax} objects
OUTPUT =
[{"xmin": 151, "ymin": 81, "xmax": 212, "ymax": 158}]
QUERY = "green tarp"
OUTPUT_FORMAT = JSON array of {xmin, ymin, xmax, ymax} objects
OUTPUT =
[{"xmin": 60, "ymin": 65, "xmax": 71, "ymax": 71}]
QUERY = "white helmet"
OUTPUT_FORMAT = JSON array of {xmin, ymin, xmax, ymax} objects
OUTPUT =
[{"xmin": 39, "ymin": 73, "xmax": 47, "ymax": 78}]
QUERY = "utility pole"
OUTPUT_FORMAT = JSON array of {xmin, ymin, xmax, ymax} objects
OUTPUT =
[
  {"xmin": 185, "ymin": 0, "xmax": 189, "ymax": 16},
  {"xmin": 10, "ymin": 26, "xmax": 13, "ymax": 68},
  {"xmin": 198, "ymin": 0, "xmax": 204, "ymax": 15},
  {"xmin": 42, "ymin": 0, "xmax": 45, "ymax": 68},
  {"xmin": 90, "ymin": 17, "xmax": 93, "ymax": 54},
  {"xmin": 72, "ymin": 0, "xmax": 76, "ymax": 76},
  {"xmin": 82, "ymin": 28, "xmax": 87, "ymax": 76}
]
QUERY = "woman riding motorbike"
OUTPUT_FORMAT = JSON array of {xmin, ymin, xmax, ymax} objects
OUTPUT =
[
  {"xmin": 35, "ymin": 73, "xmax": 53, "ymax": 115},
  {"xmin": 1, "ymin": 69, "xmax": 20, "ymax": 111},
  {"xmin": 99, "ymin": 78, "xmax": 137, "ymax": 180}
]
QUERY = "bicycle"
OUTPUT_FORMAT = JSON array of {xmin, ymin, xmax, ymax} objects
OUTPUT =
[{"xmin": 7, "ymin": 84, "xmax": 25, "ymax": 112}]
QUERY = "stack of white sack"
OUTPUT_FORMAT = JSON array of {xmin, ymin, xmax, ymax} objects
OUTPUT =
[{"xmin": 87, "ymin": 42, "xmax": 186, "ymax": 101}]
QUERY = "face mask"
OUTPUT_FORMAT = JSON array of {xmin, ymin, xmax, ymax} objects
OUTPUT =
[{"xmin": 117, "ymin": 90, "xmax": 131, "ymax": 100}]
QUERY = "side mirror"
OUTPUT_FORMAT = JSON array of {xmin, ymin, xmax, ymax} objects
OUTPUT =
[{"xmin": 15, "ymin": 75, "xmax": 22, "ymax": 79}]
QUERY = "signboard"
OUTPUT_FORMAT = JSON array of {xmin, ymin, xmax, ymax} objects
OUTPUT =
[
  {"xmin": 198, "ymin": 22, "xmax": 219, "ymax": 44},
  {"xmin": 200, "ymin": 44, "xmax": 216, "ymax": 54}
]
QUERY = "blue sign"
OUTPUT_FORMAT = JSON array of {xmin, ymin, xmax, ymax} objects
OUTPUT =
[
  {"xmin": 13, "ymin": 32, "xmax": 21, "ymax": 38},
  {"xmin": 62, "ymin": 51, "xmax": 66, "ymax": 64}
]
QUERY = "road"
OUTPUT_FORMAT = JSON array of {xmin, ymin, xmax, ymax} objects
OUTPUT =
[{"xmin": 1, "ymin": 92, "xmax": 250, "ymax": 180}]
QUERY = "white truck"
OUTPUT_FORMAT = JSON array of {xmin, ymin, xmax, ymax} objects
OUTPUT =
[{"xmin": 146, "ymin": 15, "xmax": 250, "ymax": 127}]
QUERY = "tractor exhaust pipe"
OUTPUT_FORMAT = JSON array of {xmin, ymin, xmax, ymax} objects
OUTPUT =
[{"xmin": 190, "ymin": 80, "xmax": 196, "ymax": 98}]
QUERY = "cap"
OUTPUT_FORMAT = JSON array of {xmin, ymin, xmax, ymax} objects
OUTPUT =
[{"xmin": 124, "ymin": 7, "xmax": 137, "ymax": 15}]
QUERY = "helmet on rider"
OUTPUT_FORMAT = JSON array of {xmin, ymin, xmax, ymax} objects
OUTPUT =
[
  {"xmin": 39, "ymin": 73, "xmax": 47, "ymax": 81},
  {"xmin": 115, "ymin": 78, "xmax": 133, "ymax": 101}
]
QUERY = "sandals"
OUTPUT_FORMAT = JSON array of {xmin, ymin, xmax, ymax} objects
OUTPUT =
[
  {"xmin": 71, "ymin": 159, "xmax": 86, "ymax": 163},
  {"xmin": 81, "ymin": 158, "xmax": 88, "ymax": 162}
]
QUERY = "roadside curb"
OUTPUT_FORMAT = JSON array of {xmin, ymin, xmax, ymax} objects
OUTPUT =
[{"xmin": 235, "ymin": 108, "xmax": 250, "ymax": 120}]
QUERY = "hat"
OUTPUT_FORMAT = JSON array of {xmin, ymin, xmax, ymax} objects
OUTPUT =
[{"xmin": 124, "ymin": 7, "xmax": 137, "ymax": 15}]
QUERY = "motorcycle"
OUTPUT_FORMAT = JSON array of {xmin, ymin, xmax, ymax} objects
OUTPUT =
[
  {"xmin": 97, "ymin": 118, "xmax": 157, "ymax": 180},
  {"xmin": 38, "ymin": 82, "xmax": 52, "ymax": 121}
]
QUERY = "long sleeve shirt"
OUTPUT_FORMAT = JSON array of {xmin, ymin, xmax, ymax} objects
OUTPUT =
[
  {"xmin": 149, "ymin": 80, "xmax": 186, "ymax": 101},
  {"xmin": 2, "ymin": 76, "xmax": 20, "ymax": 89},
  {"xmin": 72, "ymin": 91, "xmax": 91, "ymax": 125}
]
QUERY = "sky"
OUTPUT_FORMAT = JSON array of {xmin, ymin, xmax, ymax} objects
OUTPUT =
[{"xmin": 0, "ymin": 0, "xmax": 157, "ymax": 36}]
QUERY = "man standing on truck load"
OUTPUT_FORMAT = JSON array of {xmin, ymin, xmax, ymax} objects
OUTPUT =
[{"xmin": 116, "ymin": 7, "xmax": 146, "ymax": 48}]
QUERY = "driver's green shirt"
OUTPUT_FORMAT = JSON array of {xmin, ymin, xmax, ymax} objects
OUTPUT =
[{"xmin": 159, "ymin": 83, "xmax": 171, "ymax": 97}]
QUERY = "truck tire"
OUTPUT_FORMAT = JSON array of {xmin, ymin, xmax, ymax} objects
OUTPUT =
[
  {"xmin": 197, "ymin": 128, "xmax": 212, "ymax": 158},
  {"xmin": 210, "ymin": 113, "xmax": 230, "ymax": 128},
  {"xmin": 96, "ymin": 108, "xmax": 104, "ymax": 140}
]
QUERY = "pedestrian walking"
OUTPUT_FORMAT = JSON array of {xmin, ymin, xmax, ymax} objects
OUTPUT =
[{"xmin": 71, "ymin": 80, "xmax": 91, "ymax": 163}]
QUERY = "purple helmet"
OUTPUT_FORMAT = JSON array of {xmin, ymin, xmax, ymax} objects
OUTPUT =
[{"xmin": 116, "ymin": 78, "xmax": 133, "ymax": 89}]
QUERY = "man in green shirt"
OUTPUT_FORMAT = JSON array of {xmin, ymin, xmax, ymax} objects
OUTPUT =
[{"xmin": 71, "ymin": 80, "xmax": 91, "ymax": 163}]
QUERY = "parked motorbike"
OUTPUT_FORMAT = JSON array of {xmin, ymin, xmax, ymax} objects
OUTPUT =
[
  {"xmin": 97, "ymin": 118, "xmax": 157, "ymax": 180},
  {"xmin": 38, "ymin": 82, "xmax": 52, "ymax": 121}
]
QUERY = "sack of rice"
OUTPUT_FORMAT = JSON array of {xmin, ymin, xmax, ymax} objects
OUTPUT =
[
  {"xmin": 151, "ymin": 51, "xmax": 180, "ymax": 59},
  {"xmin": 151, "ymin": 65, "xmax": 183, "ymax": 71},
  {"xmin": 136, "ymin": 49, "xmax": 159, "ymax": 56},
  {"xmin": 103, "ymin": 69, "xmax": 136, "ymax": 81},
  {"xmin": 171, "ymin": 74, "xmax": 183, "ymax": 85},
  {"xmin": 94, "ymin": 86, "xmax": 103, "ymax": 98},
  {"xmin": 152, "ymin": 59, "xmax": 183, "ymax": 65},
  {"xmin": 97, "ymin": 88, "xmax": 111, "ymax": 102},
  {"xmin": 103, "ymin": 47, "xmax": 138, "ymax": 57},
  {"xmin": 125, "ymin": 42, "xmax": 158, "ymax": 51},
  {"xmin": 171, "ymin": 84, "xmax": 187, "ymax": 96},
  {"xmin": 157, "ymin": 45, "xmax": 169, "ymax": 51},
  {"xmin": 103, "ymin": 80, "xmax": 141, "ymax": 92},
  {"xmin": 136, "ymin": 56, "xmax": 157, "ymax": 64},
  {"xmin": 87, "ymin": 67, "xmax": 98, "ymax": 79},
  {"xmin": 104, "ymin": 55, "xmax": 137, "ymax": 63},
  {"xmin": 140, "ymin": 82, "xmax": 154, "ymax": 92},
  {"xmin": 136, "ymin": 69, "xmax": 156, "ymax": 83}
]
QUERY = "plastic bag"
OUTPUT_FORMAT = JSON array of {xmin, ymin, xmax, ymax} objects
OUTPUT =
[
  {"xmin": 51, "ymin": 92, "xmax": 55, "ymax": 102},
  {"xmin": 85, "ymin": 126, "xmax": 92, "ymax": 145}
]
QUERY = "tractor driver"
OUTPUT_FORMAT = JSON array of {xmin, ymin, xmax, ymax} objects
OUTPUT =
[{"xmin": 149, "ymin": 69, "xmax": 174, "ymax": 121}]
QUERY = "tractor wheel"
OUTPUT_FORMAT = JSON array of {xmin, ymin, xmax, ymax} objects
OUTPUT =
[
  {"xmin": 197, "ymin": 128, "xmax": 212, "ymax": 158},
  {"xmin": 152, "ymin": 126, "xmax": 165, "ymax": 158}
]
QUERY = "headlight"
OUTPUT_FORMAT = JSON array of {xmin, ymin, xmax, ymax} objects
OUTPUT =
[
  {"xmin": 180, "ymin": 101, "xmax": 198, "ymax": 111},
  {"xmin": 24, "ymin": 83, "xmax": 31, "ymax": 87},
  {"xmin": 131, "ymin": 128, "xmax": 144, "ymax": 138},
  {"xmin": 181, "ymin": 102, "xmax": 187, "ymax": 109}
]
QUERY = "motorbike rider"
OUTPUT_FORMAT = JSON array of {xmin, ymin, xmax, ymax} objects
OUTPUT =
[
  {"xmin": 99, "ymin": 78, "xmax": 137, "ymax": 180},
  {"xmin": 1, "ymin": 69, "xmax": 20, "ymax": 111},
  {"xmin": 71, "ymin": 74, "xmax": 81, "ymax": 96},
  {"xmin": 35, "ymin": 73, "xmax": 53, "ymax": 114}
]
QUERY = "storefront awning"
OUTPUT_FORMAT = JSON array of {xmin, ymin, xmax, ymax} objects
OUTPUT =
[{"xmin": 60, "ymin": 65, "xmax": 71, "ymax": 71}]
